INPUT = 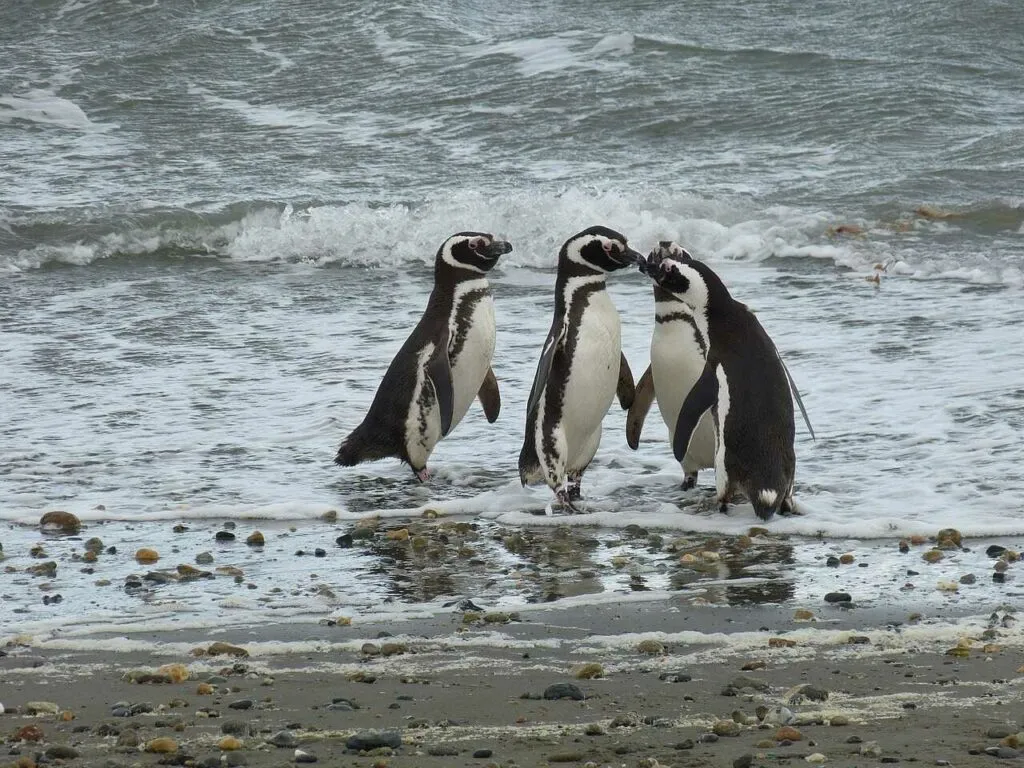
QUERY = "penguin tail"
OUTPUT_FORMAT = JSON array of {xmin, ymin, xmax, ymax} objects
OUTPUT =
[
  {"xmin": 752, "ymin": 488, "xmax": 784, "ymax": 522},
  {"xmin": 334, "ymin": 424, "xmax": 394, "ymax": 467}
]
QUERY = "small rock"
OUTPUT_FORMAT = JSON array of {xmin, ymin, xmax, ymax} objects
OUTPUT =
[
  {"xmin": 228, "ymin": 699, "xmax": 254, "ymax": 710},
  {"xmin": 985, "ymin": 746, "xmax": 1021, "ymax": 759},
  {"xmin": 839, "ymin": 553, "xmax": 855, "ymax": 564},
  {"xmin": 135, "ymin": 547, "xmax": 159, "ymax": 564},
  {"xmin": 196, "ymin": 551, "xmax": 214, "ymax": 564},
  {"xmin": 345, "ymin": 730, "xmax": 402, "ymax": 751},
  {"xmin": 733, "ymin": 755, "xmax": 754, "ymax": 768},
  {"xmin": 145, "ymin": 736, "xmax": 179, "ymax": 753},
  {"xmin": 794, "ymin": 609, "xmax": 815, "ymax": 621},
  {"xmin": 986, "ymin": 545, "xmax": 1007, "ymax": 558},
  {"xmin": 294, "ymin": 748, "xmax": 319, "ymax": 763},
  {"xmin": 729, "ymin": 675, "xmax": 771, "ymax": 693},
  {"xmin": 543, "ymin": 683, "xmax": 585, "ymax": 701},
  {"xmin": 584, "ymin": 723, "xmax": 605, "ymax": 736},
  {"xmin": 156, "ymin": 663, "xmax": 190, "ymax": 683},
  {"xmin": 197, "ymin": 682, "xmax": 215, "ymax": 694},
  {"xmin": 268, "ymin": 730, "xmax": 299, "ymax": 748},
  {"xmin": 116, "ymin": 730, "xmax": 139, "ymax": 747},
  {"xmin": 427, "ymin": 745, "xmax": 460, "ymax": 756},
  {"xmin": 922, "ymin": 549, "xmax": 944, "ymax": 563},
  {"xmin": 574, "ymin": 663, "xmax": 604, "ymax": 680},
  {"xmin": 473, "ymin": 749, "xmax": 493, "ymax": 758},
  {"xmin": 987, "ymin": 726, "xmax": 1014, "ymax": 739},
  {"xmin": 713, "ymin": 720, "xmax": 742, "ymax": 737},
  {"xmin": 826, "ymin": 556, "xmax": 840, "ymax": 568},
  {"xmin": 219, "ymin": 736, "xmax": 243, "ymax": 750},
  {"xmin": 336, "ymin": 534, "xmax": 353, "ymax": 548},
  {"xmin": 936, "ymin": 528, "xmax": 962, "ymax": 548},
  {"xmin": 314, "ymin": 548, "xmax": 326, "ymax": 557},
  {"xmin": 40, "ymin": 510, "xmax": 81, "ymax": 534},
  {"xmin": 824, "ymin": 592, "xmax": 852, "ymax": 603},
  {"xmin": 45, "ymin": 745, "xmax": 80, "ymax": 760},
  {"xmin": 215, "ymin": 531, "xmax": 236, "ymax": 542},
  {"xmin": 829, "ymin": 715, "xmax": 849, "ymax": 726},
  {"xmin": 859, "ymin": 741, "xmax": 882, "ymax": 757},
  {"xmin": 805, "ymin": 754, "xmax": 828, "ymax": 764},
  {"xmin": 246, "ymin": 531, "xmax": 264, "ymax": 546},
  {"xmin": 15, "ymin": 724, "xmax": 45, "ymax": 742},
  {"xmin": 207, "ymin": 641, "xmax": 249, "ymax": 657},
  {"xmin": 636, "ymin": 639, "xmax": 666, "ymax": 655},
  {"xmin": 960, "ymin": 573, "xmax": 977, "ymax": 585},
  {"xmin": 25, "ymin": 701, "xmax": 60, "ymax": 715},
  {"xmin": 776, "ymin": 726, "xmax": 803, "ymax": 741}
]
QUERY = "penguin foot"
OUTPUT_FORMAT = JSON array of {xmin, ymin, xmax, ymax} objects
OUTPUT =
[
  {"xmin": 566, "ymin": 474, "xmax": 583, "ymax": 501},
  {"xmin": 555, "ymin": 482, "xmax": 580, "ymax": 513},
  {"xmin": 718, "ymin": 500, "xmax": 729, "ymax": 514},
  {"xmin": 415, "ymin": 467, "xmax": 431, "ymax": 483},
  {"xmin": 681, "ymin": 473, "xmax": 698, "ymax": 491}
]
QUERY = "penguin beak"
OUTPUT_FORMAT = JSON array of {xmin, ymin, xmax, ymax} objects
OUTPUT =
[
  {"xmin": 615, "ymin": 246, "xmax": 643, "ymax": 267},
  {"xmin": 483, "ymin": 240, "xmax": 513, "ymax": 259}
]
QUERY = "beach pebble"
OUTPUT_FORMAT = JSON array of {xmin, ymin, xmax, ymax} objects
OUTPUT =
[
  {"xmin": 135, "ymin": 547, "xmax": 159, "ymax": 564},
  {"xmin": 543, "ymin": 683, "xmax": 585, "ymax": 701},
  {"xmin": 987, "ymin": 545, "xmax": 1007, "ymax": 558},
  {"xmin": 40, "ymin": 510, "xmax": 81, "ymax": 534},
  {"xmin": 328, "ymin": 697, "xmax": 359, "ymax": 711},
  {"xmin": 336, "ymin": 533, "xmax": 354, "ymax": 548},
  {"xmin": 829, "ymin": 715, "xmax": 850, "ymax": 726},
  {"xmin": 246, "ymin": 531, "xmax": 264, "ymax": 546},
  {"xmin": 733, "ymin": 756, "xmax": 754, "ymax": 768},
  {"xmin": 295, "ymin": 748, "xmax": 319, "ymax": 762},
  {"xmin": 145, "ymin": 736, "xmax": 179, "ymax": 753},
  {"xmin": 216, "ymin": 530, "xmax": 236, "ymax": 542},
  {"xmin": 985, "ymin": 746, "xmax": 1020, "ymax": 759},
  {"xmin": 574, "ymin": 662, "xmax": 604, "ymax": 679},
  {"xmin": 25, "ymin": 700, "xmax": 60, "ymax": 715},
  {"xmin": 427, "ymin": 745, "xmax": 460, "ymax": 756},
  {"xmin": 268, "ymin": 730, "xmax": 299, "ymax": 748},
  {"xmin": 345, "ymin": 730, "xmax": 402, "ymax": 751},
  {"xmin": 826, "ymin": 556, "xmax": 840, "ymax": 568},
  {"xmin": 636, "ymin": 639, "xmax": 666, "ymax": 654},
  {"xmin": 15, "ymin": 724, "xmax": 44, "ymax": 742},
  {"xmin": 960, "ymin": 573, "xmax": 977, "ymax": 584},
  {"xmin": 987, "ymin": 726, "xmax": 1015, "ymax": 739},
  {"xmin": 859, "ymin": 741, "xmax": 882, "ymax": 757},
  {"xmin": 45, "ymin": 745, "xmax": 80, "ymax": 760},
  {"xmin": 729, "ymin": 675, "xmax": 771, "ymax": 693},
  {"xmin": 156, "ymin": 663, "xmax": 190, "ymax": 683},
  {"xmin": 765, "ymin": 706, "xmax": 795, "ymax": 725},
  {"xmin": 207, "ymin": 641, "xmax": 249, "ymax": 657},
  {"xmin": 219, "ymin": 735, "xmax": 243, "ymax": 750},
  {"xmin": 473, "ymin": 749, "xmax": 493, "ymax": 758},
  {"xmin": 824, "ymin": 592, "xmax": 852, "ymax": 603},
  {"xmin": 776, "ymin": 726, "xmax": 803, "ymax": 741},
  {"xmin": 196, "ymin": 551, "xmax": 214, "ymax": 564},
  {"xmin": 713, "ymin": 719, "xmax": 742, "ymax": 736},
  {"xmin": 228, "ymin": 698, "xmax": 254, "ymax": 710},
  {"xmin": 805, "ymin": 753, "xmax": 827, "ymax": 764}
]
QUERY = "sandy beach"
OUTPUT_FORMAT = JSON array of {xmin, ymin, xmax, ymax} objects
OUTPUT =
[{"xmin": 3, "ymin": 596, "xmax": 1022, "ymax": 768}]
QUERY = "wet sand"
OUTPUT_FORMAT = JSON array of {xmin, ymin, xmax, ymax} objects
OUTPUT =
[{"xmin": 2, "ymin": 600, "xmax": 1022, "ymax": 768}]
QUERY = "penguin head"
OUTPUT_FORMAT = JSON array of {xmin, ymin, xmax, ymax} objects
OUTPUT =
[
  {"xmin": 560, "ymin": 226, "xmax": 643, "ymax": 273},
  {"xmin": 644, "ymin": 255, "xmax": 711, "ymax": 314},
  {"xmin": 438, "ymin": 232, "xmax": 513, "ymax": 273},
  {"xmin": 639, "ymin": 240, "xmax": 694, "ymax": 278}
]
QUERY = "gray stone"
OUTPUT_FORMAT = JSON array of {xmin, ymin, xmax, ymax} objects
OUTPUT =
[
  {"xmin": 221, "ymin": 720, "xmax": 251, "ymax": 737},
  {"xmin": 267, "ymin": 730, "xmax": 298, "ymax": 748},
  {"xmin": 45, "ymin": 745, "xmax": 80, "ymax": 759},
  {"xmin": 228, "ymin": 698, "xmax": 254, "ymax": 710},
  {"xmin": 345, "ymin": 730, "xmax": 403, "ymax": 751},
  {"xmin": 542, "ymin": 682, "xmax": 585, "ymax": 701}
]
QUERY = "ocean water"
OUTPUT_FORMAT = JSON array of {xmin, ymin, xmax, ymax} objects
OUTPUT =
[{"xmin": 2, "ymin": 0, "xmax": 1023, "ymax": 641}]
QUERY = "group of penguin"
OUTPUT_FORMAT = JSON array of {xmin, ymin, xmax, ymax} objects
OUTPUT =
[{"xmin": 335, "ymin": 225, "xmax": 813, "ymax": 522}]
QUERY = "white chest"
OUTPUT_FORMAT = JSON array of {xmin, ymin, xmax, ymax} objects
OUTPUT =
[
  {"xmin": 561, "ymin": 286, "xmax": 620, "ymax": 435},
  {"xmin": 448, "ymin": 285, "xmax": 495, "ymax": 429}
]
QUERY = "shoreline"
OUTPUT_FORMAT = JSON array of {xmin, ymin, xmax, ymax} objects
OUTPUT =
[{"xmin": 3, "ymin": 599, "xmax": 1022, "ymax": 767}]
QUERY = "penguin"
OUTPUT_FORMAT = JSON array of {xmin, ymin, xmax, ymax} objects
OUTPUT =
[
  {"xmin": 335, "ymin": 232, "xmax": 512, "ymax": 481},
  {"xmin": 626, "ymin": 241, "xmax": 716, "ymax": 490},
  {"xmin": 637, "ymin": 248, "xmax": 807, "ymax": 521},
  {"xmin": 518, "ymin": 225, "xmax": 642, "ymax": 509}
]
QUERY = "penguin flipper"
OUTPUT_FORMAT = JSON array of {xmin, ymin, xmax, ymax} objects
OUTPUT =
[
  {"xmin": 626, "ymin": 364, "xmax": 655, "ymax": 450},
  {"xmin": 425, "ymin": 341, "xmax": 455, "ymax": 437},
  {"xmin": 776, "ymin": 350, "xmax": 815, "ymax": 441},
  {"xmin": 477, "ymin": 366, "xmax": 501, "ymax": 423},
  {"xmin": 526, "ymin": 321, "xmax": 566, "ymax": 420},
  {"xmin": 616, "ymin": 352, "xmax": 636, "ymax": 410},
  {"xmin": 672, "ymin": 362, "xmax": 718, "ymax": 462}
]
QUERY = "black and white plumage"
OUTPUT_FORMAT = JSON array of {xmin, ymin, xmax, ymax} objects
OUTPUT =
[
  {"xmin": 638, "ymin": 248, "xmax": 804, "ymax": 521},
  {"xmin": 518, "ymin": 225, "xmax": 642, "ymax": 509},
  {"xmin": 335, "ymin": 231, "xmax": 512, "ymax": 481},
  {"xmin": 627, "ymin": 241, "xmax": 716, "ymax": 490}
]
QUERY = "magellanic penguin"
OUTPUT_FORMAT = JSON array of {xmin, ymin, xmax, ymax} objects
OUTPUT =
[
  {"xmin": 626, "ymin": 241, "xmax": 716, "ymax": 489},
  {"xmin": 335, "ymin": 232, "xmax": 512, "ymax": 481},
  {"xmin": 638, "ymin": 249, "xmax": 809, "ymax": 521},
  {"xmin": 518, "ymin": 226, "xmax": 642, "ymax": 509}
]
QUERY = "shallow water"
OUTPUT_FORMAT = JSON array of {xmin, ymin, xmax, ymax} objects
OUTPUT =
[{"xmin": 2, "ymin": 0, "xmax": 1023, "ymax": 640}]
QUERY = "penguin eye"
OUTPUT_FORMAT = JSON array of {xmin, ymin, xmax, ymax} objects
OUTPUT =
[
  {"xmin": 603, "ymin": 241, "xmax": 614, "ymax": 253},
  {"xmin": 468, "ymin": 237, "xmax": 483, "ymax": 251}
]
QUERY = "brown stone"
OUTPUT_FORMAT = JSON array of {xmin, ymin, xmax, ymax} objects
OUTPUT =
[
  {"xmin": 15, "ymin": 724, "xmax": 44, "ymax": 742},
  {"xmin": 768, "ymin": 638, "xmax": 797, "ymax": 648},
  {"xmin": 775, "ymin": 726, "xmax": 803, "ymax": 741},
  {"xmin": 145, "ymin": 737, "xmax": 179, "ymax": 753},
  {"xmin": 135, "ymin": 547, "xmax": 159, "ymax": 564},
  {"xmin": 207, "ymin": 641, "xmax": 249, "ymax": 657},
  {"xmin": 40, "ymin": 510, "xmax": 81, "ymax": 534},
  {"xmin": 245, "ymin": 531, "xmax": 265, "ymax": 546}
]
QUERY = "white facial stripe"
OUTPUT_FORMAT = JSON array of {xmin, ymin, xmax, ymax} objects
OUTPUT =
[
  {"xmin": 441, "ymin": 235, "xmax": 491, "ymax": 272},
  {"xmin": 561, "ymin": 273, "xmax": 606, "ymax": 313},
  {"xmin": 566, "ymin": 234, "xmax": 621, "ymax": 271},
  {"xmin": 663, "ymin": 260, "xmax": 709, "ymax": 313}
]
